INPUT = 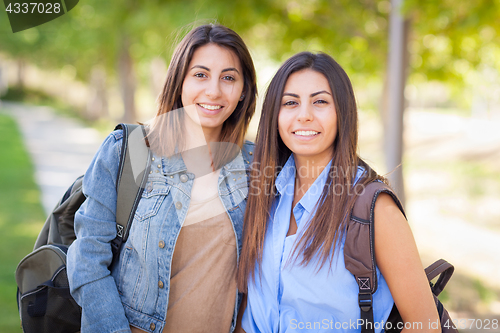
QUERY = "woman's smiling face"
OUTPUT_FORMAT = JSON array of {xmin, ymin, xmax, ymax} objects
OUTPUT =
[
  {"xmin": 278, "ymin": 69, "xmax": 337, "ymax": 164},
  {"xmin": 181, "ymin": 43, "xmax": 244, "ymax": 139}
]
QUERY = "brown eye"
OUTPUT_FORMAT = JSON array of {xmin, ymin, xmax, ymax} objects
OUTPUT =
[
  {"xmin": 222, "ymin": 75, "xmax": 235, "ymax": 81},
  {"xmin": 314, "ymin": 99, "xmax": 328, "ymax": 104}
]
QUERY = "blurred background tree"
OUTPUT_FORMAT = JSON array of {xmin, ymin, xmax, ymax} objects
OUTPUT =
[{"xmin": 1, "ymin": 0, "xmax": 499, "ymax": 119}]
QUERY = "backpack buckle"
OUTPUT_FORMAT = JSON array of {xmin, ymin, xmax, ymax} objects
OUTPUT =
[
  {"xmin": 358, "ymin": 293, "xmax": 373, "ymax": 312},
  {"xmin": 116, "ymin": 224, "xmax": 124, "ymax": 238}
]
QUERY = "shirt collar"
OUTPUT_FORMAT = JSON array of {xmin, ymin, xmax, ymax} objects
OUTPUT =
[
  {"xmin": 296, "ymin": 157, "xmax": 332, "ymax": 214},
  {"xmin": 275, "ymin": 154, "xmax": 333, "ymax": 215},
  {"xmin": 275, "ymin": 154, "xmax": 296, "ymax": 195}
]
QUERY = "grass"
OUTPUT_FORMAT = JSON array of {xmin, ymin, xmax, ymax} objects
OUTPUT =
[{"xmin": 0, "ymin": 113, "xmax": 45, "ymax": 332}]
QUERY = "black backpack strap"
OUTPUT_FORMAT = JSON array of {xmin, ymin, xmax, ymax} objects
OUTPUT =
[
  {"xmin": 110, "ymin": 124, "xmax": 152, "ymax": 262},
  {"xmin": 345, "ymin": 180, "xmax": 405, "ymax": 333}
]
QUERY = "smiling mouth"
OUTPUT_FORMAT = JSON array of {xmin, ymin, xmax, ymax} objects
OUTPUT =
[
  {"xmin": 198, "ymin": 103, "xmax": 223, "ymax": 111},
  {"xmin": 294, "ymin": 130, "xmax": 319, "ymax": 136}
]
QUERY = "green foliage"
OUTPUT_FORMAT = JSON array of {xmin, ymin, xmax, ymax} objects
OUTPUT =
[
  {"xmin": 1, "ymin": 0, "xmax": 499, "ymax": 94},
  {"xmin": 0, "ymin": 114, "xmax": 45, "ymax": 332},
  {"xmin": 405, "ymin": 0, "xmax": 500, "ymax": 86}
]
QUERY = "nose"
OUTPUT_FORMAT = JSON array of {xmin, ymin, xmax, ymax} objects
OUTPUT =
[
  {"xmin": 205, "ymin": 78, "xmax": 222, "ymax": 99},
  {"xmin": 296, "ymin": 104, "xmax": 313, "ymax": 122}
]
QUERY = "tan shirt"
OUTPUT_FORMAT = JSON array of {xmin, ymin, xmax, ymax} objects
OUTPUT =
[{"xmin": 131, "ymin": 170, "xmax": 237, "ymax": 333}]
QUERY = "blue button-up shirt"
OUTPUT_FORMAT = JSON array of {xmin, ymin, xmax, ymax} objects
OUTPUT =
[{"xmin": 242, "ymin": 154, "xmax": 394, "ymax": 333}]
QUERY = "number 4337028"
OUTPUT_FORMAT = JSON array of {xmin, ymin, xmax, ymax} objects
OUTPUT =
[{"xmin": 6, "ymin": 2, "xmax": 62, "ymax": 14}]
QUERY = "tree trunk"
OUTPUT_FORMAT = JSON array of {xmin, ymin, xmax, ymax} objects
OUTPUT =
[
  {"xmin": 150, "ymin": 56, "xmax": 167, "ymax": 104},
  {"xmin": 118, "ymin": 37, "xmax": 136, "ymax": 123},
  {"xmin": 0, "ymin": 59, "xmax": 7, "ymax": 96},
  {"xmin": 384, "ymin": 0, "xmax": 410, "ymax": 207},
  {"xmin": 17, "ymin": 59, "xmax": 25, "ymax": 89},
  {"xmin": 86, "ymin": 65, "xmax": 108, "ymax": 121}
]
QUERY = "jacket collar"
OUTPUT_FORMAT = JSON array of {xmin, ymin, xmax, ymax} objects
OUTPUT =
[{"xmin": 158, "ymin": 147, "xmax": 247, "ymax": 175}]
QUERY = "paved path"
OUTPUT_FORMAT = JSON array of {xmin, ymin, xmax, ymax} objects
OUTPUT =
[
  {"xmin": 359, "ymin": 110, "xmax": 500, "ymax": 296},
  {"xmin": 403, "ymin": 112, "xmax": 500, "ymax": 291},
  {"xmin": 1, "ymin": 101, "xmax": 103, "ymax": 214}
]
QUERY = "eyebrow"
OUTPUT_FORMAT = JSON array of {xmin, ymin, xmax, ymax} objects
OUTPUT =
[
  {"xmin": 190, "ymin": 65, "xmax": 240, "ymax": 74},
  {"xmin": 283, "ymin": 90, "xmax": 331, "ymax": 98}
]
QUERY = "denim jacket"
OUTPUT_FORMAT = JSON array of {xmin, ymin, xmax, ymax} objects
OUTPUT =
[{"xmin": 67, "ymin": 129, "xmax": 254, "ymax": 333}]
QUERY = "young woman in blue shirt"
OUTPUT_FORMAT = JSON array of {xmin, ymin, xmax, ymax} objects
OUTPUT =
[
  {"xmin": 236, "ymin": 52, "xmax": 440, "ymax": 333},
  {"xmin": 67, "ymin": 24, "xmax": 257, "ymax": 333}
]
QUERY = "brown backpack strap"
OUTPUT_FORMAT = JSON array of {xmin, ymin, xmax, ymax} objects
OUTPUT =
[
  {"xmin": 425, "ymin": 259, "xmax": 454, "ymax": 296},
  {"xmin": 344, "ymin": 180, "xmax": 405, "ymax": 333}
]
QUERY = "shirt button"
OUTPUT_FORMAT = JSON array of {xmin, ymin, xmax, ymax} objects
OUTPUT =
[
  {"xmin": 180, "ymin": 174, "xmax": 188, "ymax": 183},
  {"xmin": 175, "ymin": 202, "xmax": 182, "ymax": 210},
  {"xmin": 150, "ymin": 323, "xmax": 156, "ymax": 330},
  {"xmin": 158, "ymin": 280, "xmax": 164, "ymax": 289},
  {"xmin": 159, "ymin": 240, "xmax": 165, "ymax": 248}
]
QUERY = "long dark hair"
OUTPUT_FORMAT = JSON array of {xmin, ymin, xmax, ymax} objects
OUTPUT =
[
  {"xmin": 147, "ymin": 24, "xmax": 257, "ymax": 168},
  {"xmin": 237, "ymin": 52, "xmax": 385, "ymax": 290}
]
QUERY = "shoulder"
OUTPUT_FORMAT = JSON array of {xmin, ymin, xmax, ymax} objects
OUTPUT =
[
  {"xmin": 98, "ymin": 129, "xmax": 124, "ymax": 159},
  {"xmin": 242, "ymin": 140, "xmax": 255, "ymax": 152},
  {"xmin": 82, "ymin": 129, "xmax": 124, "ymax": 190},
  {"xmin": 242, "ymin": 140, "xmax": 255, "ymax": 164},
  {"xmin": 110, "ymin": 129, "xmax": 124, "ymax": 142},
  {"xmin": 374, "ymin": 192, "xmax": 404, "ymax": 221}
]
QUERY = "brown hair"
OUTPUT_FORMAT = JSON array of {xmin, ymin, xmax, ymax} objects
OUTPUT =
[
  {"xmin": 237, "ymin": 52, "xmax": 386, "ymax": 291},
  {"xmin": 147, "ymin": 24, "xmax": 257, "ymax": 168}
]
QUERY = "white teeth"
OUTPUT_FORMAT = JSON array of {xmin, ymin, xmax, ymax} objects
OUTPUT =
[
  {"xmin": 199, "ymin": 103, "xmax": 222, "ymax": 110},
  {"xmin": 294, "ymin": 130, "xmax": 319, "ymax": 136}
]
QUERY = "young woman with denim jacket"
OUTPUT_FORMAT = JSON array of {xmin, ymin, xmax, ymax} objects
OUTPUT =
[
  {"xmin": 67, "ymin": 24, "xmax": 257, "ymax": 333},
  {"xmin": 236, "ymin": 52, "xmax": 440, "ymax": 333}
]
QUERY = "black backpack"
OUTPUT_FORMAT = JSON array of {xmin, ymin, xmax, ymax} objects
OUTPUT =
[
  {"xmin": 15, "ymin": 124, "xmax": 151, "ymax": 333},
  {"xmin": 345, "ymin": 181, "xmax": 459, "ymax": 333}
]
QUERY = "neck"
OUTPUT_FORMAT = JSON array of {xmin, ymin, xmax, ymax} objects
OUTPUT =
[
  {"xmin": 182, "ymin": 119, "xmax": 220, "ymax": 174},
  {"xmin": 183, "ymin": 118, "xmax": 221, "ymax": 150},
  {"xmin": 201, "ymin": 126, "xmax": 222, "ymax": 145},
  {"xmin": 293, "ymin": 152, "xmax": 333, "ymax": 196}
]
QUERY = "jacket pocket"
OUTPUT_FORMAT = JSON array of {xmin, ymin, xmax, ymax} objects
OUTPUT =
[
  {"xmin": 226, "ymin": 181, "xmax": 248, "ymax": 209},
  {"xmin": 134, "ymin": 182, "xmax": 171, "ymax": 222},
  {"xmin": 117, "ymin": 246, "xmax": 143, "ymax": 306}
]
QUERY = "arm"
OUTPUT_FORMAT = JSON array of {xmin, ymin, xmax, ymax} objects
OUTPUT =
[
  {"xmin": 66, "ymin": 131, "xmax": 131, "ymax": 333},
  {"xmin": 374, "ymin": 193, "xmax": 440, "ymax": 333}
]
